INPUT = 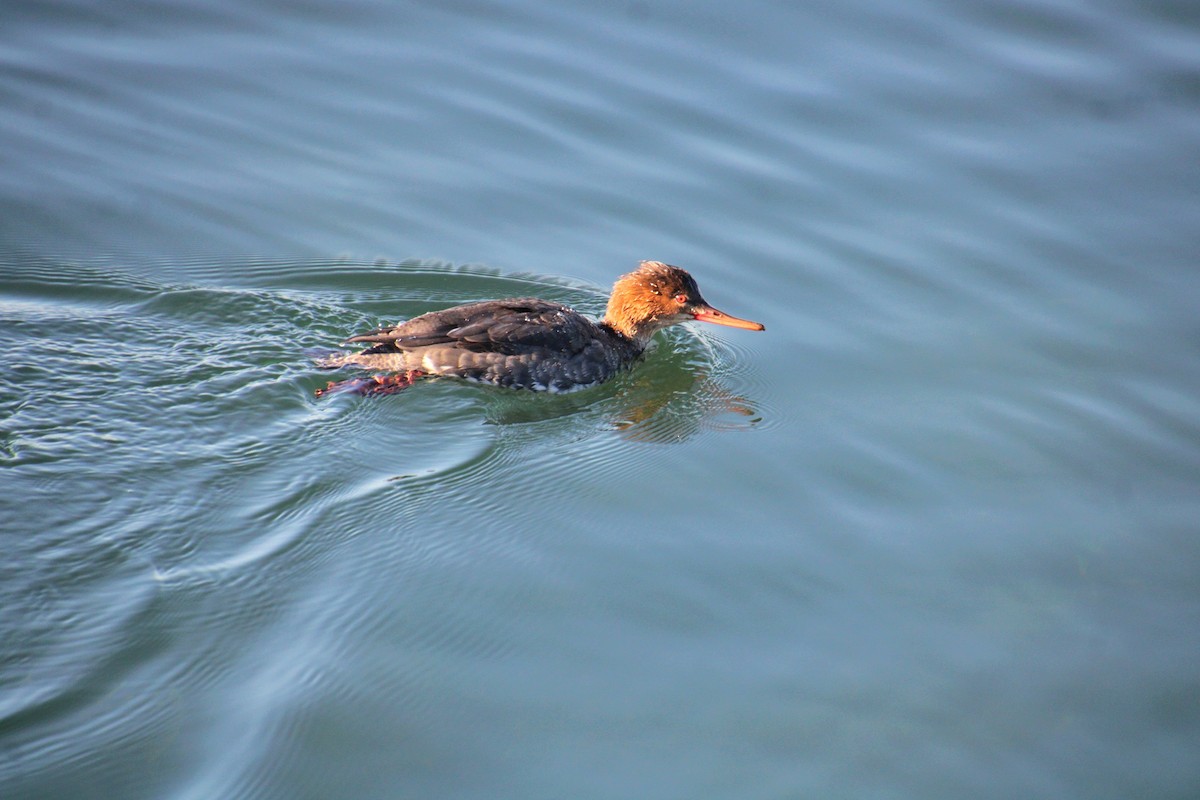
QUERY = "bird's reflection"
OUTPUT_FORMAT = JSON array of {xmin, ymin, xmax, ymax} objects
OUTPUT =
[{"xmin": 480, "ymin": 347, "xmax": 761, "ymax": 444}]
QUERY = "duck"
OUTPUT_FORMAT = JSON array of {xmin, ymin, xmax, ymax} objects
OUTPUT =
[{"xmin": 316, "ymin": 260, "xmax": 763, "ymax": 395}]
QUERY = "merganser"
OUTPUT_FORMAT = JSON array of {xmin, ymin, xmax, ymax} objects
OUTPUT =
[{"xmin": 316, "ymin": 260, "xmax": 764, "ymax": 395}]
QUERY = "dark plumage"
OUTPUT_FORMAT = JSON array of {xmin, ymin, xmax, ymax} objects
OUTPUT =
[{"xmin": 316, "ymin": 261, "xmax": 763, "ymax": 395}]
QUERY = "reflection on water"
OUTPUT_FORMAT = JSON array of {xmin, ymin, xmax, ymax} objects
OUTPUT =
[
  {"xmin": 474, "ymin": 335, "xmax": 764, "ymax": 443},
  {"xmin": 609, "ymin": 349, "xmax": 762, "ymax": 443}
]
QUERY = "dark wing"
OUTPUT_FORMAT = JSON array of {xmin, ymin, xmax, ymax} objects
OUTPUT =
[{"xmin": 344, "ymin": 299, "xmax": 599, "ymax": 355}]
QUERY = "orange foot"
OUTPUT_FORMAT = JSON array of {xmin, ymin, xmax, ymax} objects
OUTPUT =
[{"xmin": 316, "ymin": 370, "xmax": 426, "ymax": 397}]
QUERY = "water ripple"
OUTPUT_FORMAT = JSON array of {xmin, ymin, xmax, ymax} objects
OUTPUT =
[{"xmin": 1, "ymin": 257, "xmax": 767, "ymax": 776}]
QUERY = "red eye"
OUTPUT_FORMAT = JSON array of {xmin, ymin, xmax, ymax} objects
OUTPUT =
[{"xmin": 674, "ymin": 293, "xmax": 688, "ymax": 304}]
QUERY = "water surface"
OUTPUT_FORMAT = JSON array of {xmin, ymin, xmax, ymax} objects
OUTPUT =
[{"xmin": 2, "ymin": 1, "xmax": 1199, "ymax": 798}]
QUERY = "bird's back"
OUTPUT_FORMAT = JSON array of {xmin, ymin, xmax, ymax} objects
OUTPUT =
[{"xmin": 325, "ymin": 299, "xmax": 642, "ymax": 392}]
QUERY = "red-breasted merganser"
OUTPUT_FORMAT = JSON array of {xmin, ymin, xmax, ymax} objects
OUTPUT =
[{"xmin": 316, "ymin": 260, "xmax": 764, "ymax": 395}]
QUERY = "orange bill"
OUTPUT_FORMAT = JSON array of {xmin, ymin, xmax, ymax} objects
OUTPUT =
[{"xmin": 691, "ymin": 304, "xmax": 765, "ymax": 331}]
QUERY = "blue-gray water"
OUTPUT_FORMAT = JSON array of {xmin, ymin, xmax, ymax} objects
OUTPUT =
[{"xmin": 2, "ymin": 1, "xmax": 1199, "ymax": 798}]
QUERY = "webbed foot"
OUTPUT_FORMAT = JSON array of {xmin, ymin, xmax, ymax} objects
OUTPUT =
[{"xmin": 316, "ymin": 370, "xmax": 425, "ymax": 397}]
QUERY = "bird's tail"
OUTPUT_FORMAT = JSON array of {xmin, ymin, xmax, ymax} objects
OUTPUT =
[{"xmin": 304, "ymin": 348, "xmax": 354, "ymax": 370}]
